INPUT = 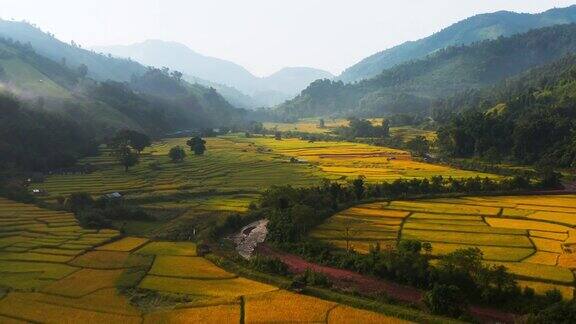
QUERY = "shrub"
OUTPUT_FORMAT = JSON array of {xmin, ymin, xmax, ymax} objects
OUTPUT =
[
  {"xmin": 249, "ymin": 256, "xmax": 288, "ymax": 276},
  {"xmin": 293, "ymin": 268, "xmax": 332, "ymax": 288},
  {"xmin": 76, "ymin": 209, "xmax": 111, "ymax": 229},
  {"xmin": 423, "ymin": 284, "xmax": 466, "ymax": 317}
]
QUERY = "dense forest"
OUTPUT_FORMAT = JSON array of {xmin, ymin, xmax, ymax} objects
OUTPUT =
[
  {"xmin": 339, "ymin": 5, "xmax": 576, "ymax": 82},
  {"xmin": 275, "ymin": 24, "xmax": 576, "ymax": 120},
  {"xmin": 436, "ymin": 54, "xmax": 576, "ymax": 168},
  {"xmin": 0, "ymin": 37, "xmax": 248, "ymax": 172}
]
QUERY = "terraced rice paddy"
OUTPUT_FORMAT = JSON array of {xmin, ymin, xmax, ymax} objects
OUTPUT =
[
  {"xmin": 230, "ymin": 136, "xmax": 492, "ymax": 181},
  {"xmin": 37, "ymin": 137, "xmax": 323, "ymax": 211},
  {"xmin": 264, "ymin": 118, "xmax": 436, "ymax": 142},
  {"xmin": 312, "ymin": 194, "xmax": 576, "ymax": 298},
  {"xmin": 0, "ymin": 198, "xmax": 410, "ymax": 322}
]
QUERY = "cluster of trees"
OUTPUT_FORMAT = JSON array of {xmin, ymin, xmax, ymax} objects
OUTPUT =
[
  {"xmin": 333, "ymin": 117, "xmax": 390, "ymax": 139},
  {"xmin": 109, "ymin": 130, "xmax": 151, "ymax": 172},
  {"xmin": 436, "ymin": 54, "xmax": 576, "ymax": 168},
  {"xmin": 60, "ymin": 192, "xmax": 153, "ymax": 229}
]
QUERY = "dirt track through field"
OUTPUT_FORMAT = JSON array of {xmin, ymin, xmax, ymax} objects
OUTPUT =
[{"xmin": 256, "ymin": 244, "xmax": 518, "ymax": 323}]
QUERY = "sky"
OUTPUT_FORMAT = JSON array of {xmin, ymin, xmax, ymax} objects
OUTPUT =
[{"xmin": 1, "ymin": 0, "xmax": 575, "ymax": 76}]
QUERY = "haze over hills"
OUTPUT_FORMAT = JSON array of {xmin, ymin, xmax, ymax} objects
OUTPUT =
[
  {"xmin": 275, "ymin": 23, "xmax": 576, "ymax": 119},
  {"xmin": 339, "ymin": 5, "xmax": 576, "ymax": 83},
  {"xmin": 94, "ymin": 40, "xmax": 334, "ymax": 107}
]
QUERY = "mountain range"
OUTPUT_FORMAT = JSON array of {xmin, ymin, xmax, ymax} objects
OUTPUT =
[
  {"xmin": 93, "ymin": 40, "xmax": 334, "ymax": 107},
  {"xmin": 339, "ymin": 5, "xmax": 576, "ymax": 83},
  {"xmin": 275, "ymin": 23, "xmax": 576, "ymax": 119},
  {"xmin": 0, "ymin": 21, "xmax": 246, "ymax": 137}
]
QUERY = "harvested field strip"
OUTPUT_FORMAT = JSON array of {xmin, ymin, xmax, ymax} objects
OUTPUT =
[
  {"xmin": 403, "ymin": 222, "xmax": 526, "ymax": 235},
  {"xmin": 402, "ymin": 229, "xmax": 533, "ymax": 248},
  {"xmin": 523, "ymin": 252, "xmax": 559, "ymax": 266},
  {"xmin": 531, "ymin": 237, "xmax": 564, "ymax": 254},
  {"xmin": 484, "ymin": 218, "xmax": 570, "ymax": 233},
  {"xmin": 311, "ymin": 229, "xmax": 398, "ymax": 241},
  {"xmin": 387, "ymin": 201, "xmax": 500, "ymax": 216},
  {"xmin": 528, "ymin": 231, "xmax": 568, "ymax": 241},
  {"xmin": 527, "ymin": 211, "xmax": 576, "ymax": 226},
  {"xmin": 409, "ymin": 213, "xmax": 483, "ymax": 221}
]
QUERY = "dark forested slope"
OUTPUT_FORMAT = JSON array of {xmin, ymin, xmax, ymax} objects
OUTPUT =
[
  {"xmin": 276, "ymin": 24, "xmax": 576, "ymax": 119},
  {"xmin": 436, "ymin": 54, "xmax": 576, "ymax": 168},
  {"xmin": 340, "ymin": 5, "xmax": 576, "ymax": 82}
]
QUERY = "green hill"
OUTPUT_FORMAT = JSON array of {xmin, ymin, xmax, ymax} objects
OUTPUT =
[
  {"xmin": 276, "ymin": 24, "xmax": 576, "ymax": 119},
  {"xmin": 339, "ymin": 5, "xmax": 576, "ymax": 82},
  {"xmin": 436, "ymin": 54, "xmax": 576, "ymax": 168}
]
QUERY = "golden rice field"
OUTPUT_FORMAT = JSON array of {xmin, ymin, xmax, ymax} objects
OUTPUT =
[
  {"xmin": 229, "ymin": 135, "xmax": 492, "ymax": 182},
  {"xmin": 0, "ymin": 198, "xmax": 413, "ymax": 323},
  {"xmin": 36, "ymin": 134, "xmax": 491, "ymax": 225},
  {"xmin": 264, "ymin": 118, "xmax": 437, "ymax": 142},
  {"xmin": 312, "ymin": 194, "xmax": 576, "ymax": 299}
]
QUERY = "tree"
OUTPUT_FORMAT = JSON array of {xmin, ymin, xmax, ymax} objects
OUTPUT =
[
  {"xmin": 380, "ymin": 119, "xmax": 390, "ymax": 138},
  {"xmin": 169, "ymin": 146, "xmax": 186, "ymax": 162},
  {"xmin": 423, "ymin": 284, "xmax": 466, "ymax": 317},
  {"xmin": 407, "ymin": 136, "xmax": 430, "ymax": 157},
  {"xmin": 115, "ymin": 143, "xmax": 139, "ymax": 172},
  {"xmin": 318, "ymin": 119, "xmax": 325, "ymax": 129},
  {"xmin": 352, "ymin": 176, "xmax": 365, "ymax": 200},
  {"xmin": 186, "ymin": 136, "xmax": 207, "ymax": 155},
  {"xmin": 111, "ymin": 130, "xmax": 151, "ymax": 153},
  {"xmin": 274, "ymin": 131, "xmax": 282, "ymax": 140},
  {"xmin": 170, "ymin": 70, "xmax": 183, "ymax": 82},
  {"xmin": 77, "ymin": 64, "xmax": 88, "ymax": 78}
]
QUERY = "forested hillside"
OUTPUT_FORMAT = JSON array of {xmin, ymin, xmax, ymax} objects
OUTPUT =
[
  {"xmin": 340, "ymin": 5, "xmax": 576, "ymax": 82},
  {"xmin": 276, "ymin": 24, "xmax": 576, "ymax": 120},
  {"xmin": 0, "ymin": 36, "xmax": 247, "ymax": 172},
  {"xmin": 436, "ymin": 54, "xmax": 576, "ymax": 168}
]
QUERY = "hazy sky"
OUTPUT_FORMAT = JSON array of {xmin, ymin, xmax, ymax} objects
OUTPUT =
[{"xmin": 1, "ymin": 0, "xmax": 575, "ymax": 76}]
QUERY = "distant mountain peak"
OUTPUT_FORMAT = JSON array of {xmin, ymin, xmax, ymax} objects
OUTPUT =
[
  {"xmin": 94, "ymin": 40, "xmax": 333, "ymax": 107},
  {"xmin": 339, "ymin": 4, "xmax": 576, "ymax": 83}
]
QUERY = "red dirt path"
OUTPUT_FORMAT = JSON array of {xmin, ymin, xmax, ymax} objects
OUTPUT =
[{"xmin": 256, "ymin": 244, "xmax": 518, "ymax": 323}]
